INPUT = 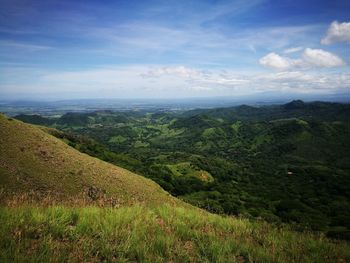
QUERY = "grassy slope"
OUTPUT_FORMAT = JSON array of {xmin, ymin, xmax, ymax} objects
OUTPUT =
[
  {"xmin": 1, "ymin": 205, "xmax": 349, "ymax": 263},
  {"xmin": 0, "ymin": 114, "xmax": 349, "ymax": 262},
  {"xmin": 0, "ymin": 114, "xmax": 175, "ymax": 206},
  {"xmin": 166, "ymin": 162, "xmax": 214, "ymax": 182}
]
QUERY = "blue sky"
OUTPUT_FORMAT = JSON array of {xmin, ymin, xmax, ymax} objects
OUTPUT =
[{"xmin": 0, "ymin": 0, "xmax": 349, "ymax": 99}]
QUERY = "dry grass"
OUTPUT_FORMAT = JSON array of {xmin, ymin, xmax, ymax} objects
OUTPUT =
[{"xmin": 0, "ymin": 114, "xmax": 178, "ymax": 207}]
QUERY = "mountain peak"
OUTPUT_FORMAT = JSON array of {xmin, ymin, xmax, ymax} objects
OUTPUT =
[{"xmin": 283, "ymin": 100, "xmax": 305, "ymax": 109}]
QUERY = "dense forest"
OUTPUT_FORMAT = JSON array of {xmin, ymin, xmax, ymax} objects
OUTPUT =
[{"xmin": 15, "ymin": 100, "xmax": 350, "ymax": 239}]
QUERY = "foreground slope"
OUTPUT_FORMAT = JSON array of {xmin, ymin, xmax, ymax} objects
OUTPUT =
[
  {"xmin": 0, "ymin": 114, "xmax": 175, "ymax": 206},
  {"xmin": 0, "ymin": 114, "xmax": 349, "ymax": 262},
  {"xmin": 1, "ymin": 204, "xmax": 350, "ymax": 262}
]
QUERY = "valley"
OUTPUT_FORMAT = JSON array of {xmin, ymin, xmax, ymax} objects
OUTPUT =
[{"xmin": 12, "ymin": 100, "xmax": 350, "ymax": 240}]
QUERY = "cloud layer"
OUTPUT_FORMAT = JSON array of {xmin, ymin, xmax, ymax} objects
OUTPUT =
[{"xmin": 1, "ymin": 65, "xmax": 349, "ymax": 99}]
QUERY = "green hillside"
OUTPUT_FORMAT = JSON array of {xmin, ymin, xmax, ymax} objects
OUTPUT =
[
  {"xmin": 0, "ymin": 114, "xmax": 175, "ymax": 207},
  {"xmin": 1, "ymin": 113, "xmax": 350, "ymax": 262}
]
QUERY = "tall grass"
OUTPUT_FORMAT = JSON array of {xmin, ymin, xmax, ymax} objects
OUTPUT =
[{"xmin": 0, "ymin": 204, "xmax": 349, "ymax": 262}]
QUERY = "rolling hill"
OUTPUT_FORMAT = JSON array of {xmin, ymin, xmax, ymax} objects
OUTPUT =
[
  {"xmin": 0, "ymin": 114, "xmax": 175, "ymax": 207},
  {"xmin": 1, "ymin": 114, "xmax": 350, "ymax": 262}
]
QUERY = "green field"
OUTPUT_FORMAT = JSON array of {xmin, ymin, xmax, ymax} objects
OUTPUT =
[{"xmin": 166, "ymin": 162, "xmax": 214, "ymax": 182}]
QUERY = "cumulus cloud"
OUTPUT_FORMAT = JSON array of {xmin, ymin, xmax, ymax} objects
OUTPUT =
[
  {"xmin": 302, "ymin": 48, "xmax": 345, "ymax": 67},
  {"xmin": 259, "ymin": 52, "xmax": 294, "ymax": 70},
  {"xmin": 259, "ymin": 48, "xmax": 345, "ymax": 70},
  {"xmin": 321, "ymin": 21, "xmax": 350, "ymax": 45}
]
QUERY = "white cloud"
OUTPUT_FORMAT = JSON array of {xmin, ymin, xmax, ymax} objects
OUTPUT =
[
  {"xmin": 302, "ymin": 48, "xmax": 345, "ymax": 67},
  {"xmin": 76, "ymin": 21, "xmax": 319, "ymax": 68},
  {"xmin": 283, "ymin": 46, "xmax": 303, "ymax": 54},
  {"xmin": 0, "ymin": 40, "xmax": 54, "ymax": 51},
  {"xmin": 259, "ymin": 48, "xmax": 345, "ymax": 70},
  {"xmin": 321, "ymin": 21, "xmax": 350, "ymax": 45},
  {"xmin": 140, "ymin": 66, "xmax": 204, "ymax": 79},
  {"xmin": 259, "ymin": 52, "xmax": 294, "ymax": 70},
  {"xmin": 189, "ymin": 85, "xmax": 213, "ymax": 91},
  {"xmin": 265, "ymin": 71, "xmax": 313, "ymax": 81},
  {"xmin": 141, "ymin": 66, "xmax": 252, "ymax": 89},
  {"xmin": 262, "ymin": 71, "xmax": 350, "ymax": 92}
]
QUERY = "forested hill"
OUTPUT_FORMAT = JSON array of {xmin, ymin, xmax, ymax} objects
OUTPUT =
[
  {"xmin": 14, "ymin": 100, "xmax": 350, "ymax": 240},
  {"xmin": 178, "ymin": 100, "xmax": 350, "ymax": 122}
]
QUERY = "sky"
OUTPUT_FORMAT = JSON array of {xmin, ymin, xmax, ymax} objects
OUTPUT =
[{"xmin": 0, "ymin": 0, "xmax": 350, "ymax": 100}]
